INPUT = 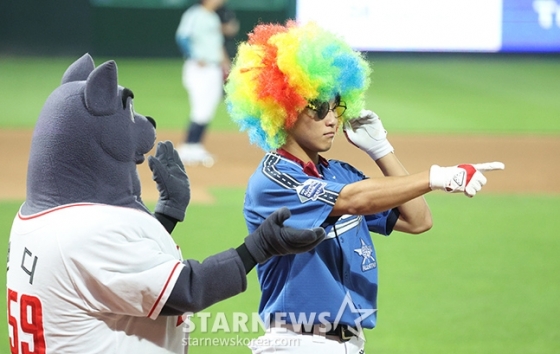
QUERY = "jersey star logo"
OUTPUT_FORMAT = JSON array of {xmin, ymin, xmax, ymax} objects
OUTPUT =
[
  {"xmin": 332, "ymin": 291, "xmax": 377, "ymax": 341},
  {"xmin": 354, "ymin": 238, "xmax": 376, "ymax": 271}
]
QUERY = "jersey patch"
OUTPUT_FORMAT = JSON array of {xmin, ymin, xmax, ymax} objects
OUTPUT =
[
  {"xmin": 296, "ymin": 179, "xmax": 328, "ymax": 203},
  {"xmin": 354, "ymin": 238, "xmax": 376, "ymax": 271}
]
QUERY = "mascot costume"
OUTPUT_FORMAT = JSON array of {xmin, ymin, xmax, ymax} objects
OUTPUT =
[{"xmin": 6, "ymin": 53, "xmax": 325, "ymax": 353}]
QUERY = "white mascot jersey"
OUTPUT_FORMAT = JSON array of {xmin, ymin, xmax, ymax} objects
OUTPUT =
[{"xmin": 7, "ymin": 203, "xmax": 187, "ymax": 353}]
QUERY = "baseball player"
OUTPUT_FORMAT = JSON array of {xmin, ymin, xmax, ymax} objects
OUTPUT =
[
  {"xmin": 224, "ymin": 21, "xmax": 504, "ymax": 353},
  {"xmin": 6, "ymin": 53, "xmax": 326, "ymax": 353},
  {"xmin": 175, "ymin": 0, "xmax": 230, "ymax": 167}
]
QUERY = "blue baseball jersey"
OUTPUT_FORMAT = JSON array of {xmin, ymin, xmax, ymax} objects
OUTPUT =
[{"xmin": 243, "ymin": 151, "xmax": 399, "ymax": 329}]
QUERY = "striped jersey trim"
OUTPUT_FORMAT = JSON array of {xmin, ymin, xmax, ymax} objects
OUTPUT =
[{"xmin": 262, "ymin": 153, "xmax": 339, "ymax": 206}]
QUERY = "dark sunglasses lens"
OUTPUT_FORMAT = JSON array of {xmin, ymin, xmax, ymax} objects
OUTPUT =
[{"xmin": 317, "ymin": 102, "xmax": 330, "ymax": 119}]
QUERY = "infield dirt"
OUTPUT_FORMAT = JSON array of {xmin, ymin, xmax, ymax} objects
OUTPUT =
[{"xmin": 1, "ymin": 129, "xmax": 558, "ymax": 203}]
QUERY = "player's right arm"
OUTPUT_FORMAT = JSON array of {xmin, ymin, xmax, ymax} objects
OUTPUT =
[{"xmin": 331, "ymin": 170, "xmax": 431, "ymax": 218}]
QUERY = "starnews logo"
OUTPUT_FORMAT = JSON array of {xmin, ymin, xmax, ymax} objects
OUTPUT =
[{"xmin": 181, "ymin": 292, "xmax": 376, "ymax": 343}]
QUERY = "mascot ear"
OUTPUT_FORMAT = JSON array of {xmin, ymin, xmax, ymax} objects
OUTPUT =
[
  {"xmin": 84, "ymin": 60, "xmax": 119, "ymax": 115},
  {"xmin": 61, "ymin": 53, "xmax": 95, "ymax": 85}
]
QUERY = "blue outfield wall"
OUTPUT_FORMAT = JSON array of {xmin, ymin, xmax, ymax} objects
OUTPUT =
[{"xmin": 502, "ymin": 0, "xmax": 560, "ymax": 52}]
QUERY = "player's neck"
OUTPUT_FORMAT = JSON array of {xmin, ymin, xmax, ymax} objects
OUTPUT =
[
  {"xmin": 279, "ymin": 144, "xmax": 318, "ymax": 165},
  {"xmin": 276, "ymin": 148, "xmax": 327, "ymax": 178}
]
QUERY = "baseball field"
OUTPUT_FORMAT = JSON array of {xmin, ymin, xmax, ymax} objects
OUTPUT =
[{"xmin": 1, "ymin": 54, "xmax": 559, "ymax": 353}]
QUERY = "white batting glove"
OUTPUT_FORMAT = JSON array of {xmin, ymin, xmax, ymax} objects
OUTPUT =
[
  {"xmin": 429, "ymin": 162, "xmax": 505, "ymax": 197},
  {"xmin": 343, "ymin": 110, "xmax": 394, "ymax": 160}
]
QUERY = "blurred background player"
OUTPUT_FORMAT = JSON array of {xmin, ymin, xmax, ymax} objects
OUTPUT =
[
  {"xmin": 216, "ymin": 1, "xmax": 239, "ymax": 61},
  {"xmin": 225, "ymin": 21, "xmax": 504, "ymax": 353},
  {"xmin": 175, "ymin": 0, "xmax": 230, "ymax": 167}
]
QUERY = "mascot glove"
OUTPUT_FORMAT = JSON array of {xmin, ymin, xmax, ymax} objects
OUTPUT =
[
  {"xmin": 343, "ymin": 110, "xmax": 394, "ymax": 161},
  {"xmin": 148, "ymin": 141, "xmax": 191, "ymax": 221},
  {"xmin": 244, "ymin": 207, "xmax": 326, "ymax": 264},
  {"xmin": 429, "ymin": 162, "xmax": 505, "ymax": 197}
]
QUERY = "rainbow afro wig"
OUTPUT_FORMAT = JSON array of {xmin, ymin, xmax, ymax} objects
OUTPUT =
[{"xmin": 224, "ymin": 21, "xmax": 371, "ymax": 151}]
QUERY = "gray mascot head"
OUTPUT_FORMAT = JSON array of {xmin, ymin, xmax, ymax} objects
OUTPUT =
[{"xmin": 22, "ymin": 53, "xmax": 156, "ymax": 215}]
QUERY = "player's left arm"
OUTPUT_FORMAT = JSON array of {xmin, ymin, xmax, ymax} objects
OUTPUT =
[
  {"xmin": 343, "ymin": 110, "xmax": 432, "ymax": 234},
  {"xmin": 374, "ymin": 153, "xmax": 432, "ymax": 234},
  {"xmin": 221, "ymin": 46, "xmax": 231, "ymax": 76}
]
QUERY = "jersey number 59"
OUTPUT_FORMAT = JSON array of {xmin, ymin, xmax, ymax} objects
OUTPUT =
[{"xmin": 7, "ymin": 288, "xmax": 46, "ymax": 354}]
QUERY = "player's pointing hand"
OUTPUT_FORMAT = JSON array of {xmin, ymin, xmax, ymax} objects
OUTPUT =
[
  {"xmin": 244, "ymin": 207, "xmax": 326, "ymax": 264},
  {"xmin": 429, "ymin": 162, "xmax": 505, "ymax": 197}
]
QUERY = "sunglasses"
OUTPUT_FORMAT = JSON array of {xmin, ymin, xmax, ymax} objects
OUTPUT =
[{"xmin": 307, "ymin": 95, "xmax": 347, "ymax": 120}]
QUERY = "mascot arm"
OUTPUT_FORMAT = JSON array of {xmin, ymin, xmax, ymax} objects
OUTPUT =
[
  {"xmin": 160, "ymin": 243, "xmax": 261, "ymax": 316},
  {"xmin": 161, "ymin": 207, "xmax": 326, "ymax": 315},
  {"xmin": 154, "ymin": 212, "xmax": 178, "ymax": 234},
  {"xmin": 161, "ymin": 249, "xmax": 246, "ymax": 315}
]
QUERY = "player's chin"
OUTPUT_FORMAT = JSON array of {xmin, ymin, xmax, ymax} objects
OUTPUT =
[{"xmin": 318, "ymin": 138, "xmax": 335, "ymax": 151}]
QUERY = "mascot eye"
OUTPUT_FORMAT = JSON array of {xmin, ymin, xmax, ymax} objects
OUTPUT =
[
  {"xmin": 129, "ymin": 101, "xmax": 135, "ymax": 122},
  {"xmin": 121, "ymin": 88, "xmax": 135, "ymax": 122}
]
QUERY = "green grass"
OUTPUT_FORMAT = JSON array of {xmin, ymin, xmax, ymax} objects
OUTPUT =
[
  {"xmin": 175, "ymin": 192, "xmax": 560, "ymax": 354},
  {"xmin": 370, "ymin": 194, "xmax": 560, "ymax": 354},
  {"xmin": 3, "ymin": 192, "xmax": 558, "ymax": 353},
  {"xmin": 0, "ymin": 56, "xmax": 237, "ymax": 131},
  {"xmin": 1, "ymin": 54, "xmax": 559, "ymax": 134},
  {"xmin": 367, "ymin": 54, "xmax": 560, "ymax": 134},
  {"xmin": 1, "ymin": 54, "xmax": 559, "ymax": 352}
]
